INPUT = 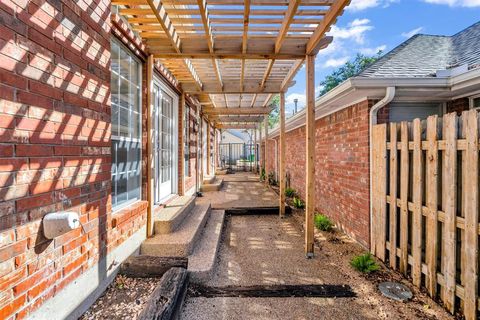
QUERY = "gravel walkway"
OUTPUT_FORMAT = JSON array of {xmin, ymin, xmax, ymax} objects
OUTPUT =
[{"xmin": 180, "ymin": 213, "xmax": 453, "ymax": 319}]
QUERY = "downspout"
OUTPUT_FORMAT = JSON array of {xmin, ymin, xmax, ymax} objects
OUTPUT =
[{"xmin": 369, "ymin": 86, "xmax": 395, "ymax": 248}]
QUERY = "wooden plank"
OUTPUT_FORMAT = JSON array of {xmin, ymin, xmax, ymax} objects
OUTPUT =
[
  {"xmin": 207, "ymin": 122, "xmax": 211, "ymax": 175},
  {"xmin": 119, "ymin": 256, "xmax": 188, "ymax": 278},
  {"xmin": 463, "ymin": 110, "xmax": 478, "ymax": 320},
  {"xmin": 425, "ymin": 115, "xmax": 439, "ymax": 297},
  {"xmin": 202, "ymin": 107, "xmax": 272, "ymax": 115},
  {"xmin": 146, "ymin": 55, "xmax": 154, "ymax": 238},
  {"xmin": 411, "ymin": 118, "xmax": 423, "ymax": 287},
  {"xmin": 442, "ymin": 112, "xmax": 457, "ymax": 313},
  {"xmin": 275, "ymin": 0, "xmax": 301, "ymax": 53},
  {"xmin": 305, "ymin": 55, "xmax": 315, "ymax": 257},
  {"xmin": 279, "ymin": 92, "xmax": 286, "ymax": 217},
  {"xmin": 371, "ymin": 123, "xmax": 387, "ymax": 261},
  {"xmin": 389, "ymin": 123, "xmax": 398, "ymax": 269},
  {"xmin": 399, "ymin": 121, "xmax": 409, "ymax": 275}
]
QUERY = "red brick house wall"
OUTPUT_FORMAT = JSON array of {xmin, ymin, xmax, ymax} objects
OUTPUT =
[{"xmin": 265, "ymin": 100, "xmax": 372, "ymax": 247}]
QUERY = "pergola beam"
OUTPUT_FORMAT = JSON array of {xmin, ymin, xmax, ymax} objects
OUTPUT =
[
  {"xmin": 152, "ymin": 53, "xmax": 308, "ymax": 60},
  {"xmin": 279, "ymin": 92, "xmax": 286, "ymax": 218},
  {"xmin": 202, "ymin": 107, "xmax": 273, "ymax": 115},
  {"xmin": 215, "ymin": 123, "xmax": 257, "ymax": 129},
  {"xmin": 208, "ymin": 115, "xmax": 264, "ymax": 122},
  {"xmin": 275, "ymin": 0, "xmax": 301, "ymax": 53}
]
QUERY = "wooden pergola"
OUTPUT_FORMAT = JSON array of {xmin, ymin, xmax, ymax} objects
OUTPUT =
[{"xmin": 115, "ymin": 0, "xmax": 350, "ymax": 257}]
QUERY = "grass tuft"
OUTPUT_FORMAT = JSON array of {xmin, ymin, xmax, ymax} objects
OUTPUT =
[
  {"xmin": 292, "ymin": 197, "xmax": 305, "ymax": 209},
  {"xmin": 350, "ymin": 253, "xmax": 380, "ymax": 273},
  {"xmin": 285, "ymin": 187, "xmax": 296, "ymax": 198},
  {"xmin": 314, "ymin": 213, "xmax": 334, "ymax": 231}
]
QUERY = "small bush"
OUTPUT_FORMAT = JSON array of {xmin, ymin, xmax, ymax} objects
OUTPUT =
[
  {"xmin": 350, "ymin": 253, "xmax": 380, "ymax": 273},
  {"xmin": 314, "ymin": 214, "xmax": 334, "ymax": 231},
  {"xmin": 292, "ymin": 197, "xmax": 305, "ymax": 209},
  {"xmin": 285, "ymin": 187, "xmax": 296, "ymax": 198},
  {"xmin": 260, "ymin": 168, "xmax": 266, "ymax": 181},
  {"xmin": 268, "ymin": 172, "xmax": 277, "ymax": 186}
]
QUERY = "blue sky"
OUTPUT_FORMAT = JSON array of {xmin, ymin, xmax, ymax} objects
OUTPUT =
[{"xmin": 284, "ymin": 0, "xmax": 480, "ymax": 116}]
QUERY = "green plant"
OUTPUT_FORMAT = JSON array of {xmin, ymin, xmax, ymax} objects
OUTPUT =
[
  {"xmin": 260, "ymin": 167, "xmax": 266, "ymax": 181},
  {"xmin": 268, "ymin": 171, "xmax": 277, "ymax": 186},
  {"xmin": 285, "ymin": 187, "xmax": 296, "ymax": 198},
  {"xmin": 314, "ymin": 213, "xmax": 334, "ymax": 231},
  {"xmin": 292, "ymin": 197, "xmax": 304, "ymax": 209},
  {"xmin": 350, "ymin": 253, "xmax": 380, "ymax": 273}
]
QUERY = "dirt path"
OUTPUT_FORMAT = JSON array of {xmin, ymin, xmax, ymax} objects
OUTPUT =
[{"xmin": 180, "ymin": 214, "xmax": 453, "ymax": 320}]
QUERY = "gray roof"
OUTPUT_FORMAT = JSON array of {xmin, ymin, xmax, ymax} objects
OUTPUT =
[{"xmin": 359, "ymin": 21, "xmax": 480, "ymax": 78}]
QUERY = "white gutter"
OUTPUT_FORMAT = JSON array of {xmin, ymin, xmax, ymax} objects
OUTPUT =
[{"xmin": 369, "ymin": 86, "xmax": 396, "ymax": 250}]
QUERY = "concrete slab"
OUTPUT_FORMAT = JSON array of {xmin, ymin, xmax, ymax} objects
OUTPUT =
[
  {"xmin": 197, "ymin": 173, "xmax": 277, "ymax": 210},
  {"xmin": 153, "ymin": 195, "xmax": 196, "ymax": 235}
]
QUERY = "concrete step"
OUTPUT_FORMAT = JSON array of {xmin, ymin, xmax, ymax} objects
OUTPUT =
[
  {"xmin": 141, "ymin": 203, "xmax": 211, "ymax": 257},
  {"xmin": 188, "ymin": 210, "xmax": 225, "ymax": 284},
  {"xmin": 215, "ymin": 169, "xmax": 228, "ymax": 175},
  {"xmin": 203, "ymin": 175, "xmax": 216, "ymax": 185},
  {"xmin": 153, "ymin": 195, "xmax": 196, "ymax": 235},
  {"xmin": 200, "ymin": 178, "xmax": 224, "ymax": 192}
]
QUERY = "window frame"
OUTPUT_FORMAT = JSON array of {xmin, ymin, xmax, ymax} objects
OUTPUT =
[
  {"xmin": 110, "ymin": 39, "xmax": 143, "ymax": 212},
  {"xmin": 470, "ymin": 94, "xmax": 480, "ymax": 110}
]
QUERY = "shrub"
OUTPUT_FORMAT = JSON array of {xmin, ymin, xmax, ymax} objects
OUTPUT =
[
  {"xmin": 268, "ymin": 171, "xmax": 277, "ymax": 186},
  {"xmin": 285, "ymin": 187, "xmax": 296, "ymax": 198},
  {"xmin": 260, "ymin": 168, "xmax": 266, "ymax": 181},
  {"xmin": 350, "ymin": 253, "xmax": 380, "ymax": 273},
  {"xmin": 314, "ymin": 214, "xmax": 334, "ymax": 231},
  {"xmin": 292, "ymin": 197, "xmax": 305, "ymax": 209}
]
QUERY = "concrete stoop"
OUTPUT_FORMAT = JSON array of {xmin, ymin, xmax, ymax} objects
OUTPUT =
[
  {"xmin": 141, "ymin": 203, "xmax": 211, "ymax": 257},
  {"xmin": 188, "ymin": 210, "xmax": 225, "ymax": 283},
  {"xmin": 153, "ymin": 195, "xmax": 196, "ymax": 235},
  {"xmin": 215, "ymin": 169, "xmax": 228, "ymax": 175},
  {"xmin": 200, "ymin": 177, "xmax": 224, "ymax": 192}
]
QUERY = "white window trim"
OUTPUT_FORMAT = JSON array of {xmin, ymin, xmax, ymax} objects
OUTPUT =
[{"xmin": 111, "ymin": 39, "xmax": 143, "ymax": 213}]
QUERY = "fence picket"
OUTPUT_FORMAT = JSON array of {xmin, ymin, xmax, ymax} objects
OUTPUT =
[
  {"xmin": 389, "ymin": 123, "xmax": 398, "ymax": 269},
  {"xmin": 442, "ymin": 112, "xmax": 457, "ymax": 313},
  {"xmin": 463, "ymin": 110, "xmax": 478, "ymax": 320},
  {"xmin": 426, "ymin": 115, "xmax": 439, "ymax": 296},
  {"xmin": 399, "ymin": 121, "xmax": 409, "ymax": 275},
  {"xmin": 411, "ymin": 118, "xmax": 423, "ymax": 287},
  {"xmin": 372, "ymin": 124, "xmax": 387, "ymax": 261}
]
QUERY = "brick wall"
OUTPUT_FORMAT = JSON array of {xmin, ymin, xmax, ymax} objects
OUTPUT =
[
  {"xmin": 0, "ymin": 1, "xmax": 148, "ymax": 318},
  {"xmin": 266, "ymin": 100, "xmax": 372, "ymax": 247}
]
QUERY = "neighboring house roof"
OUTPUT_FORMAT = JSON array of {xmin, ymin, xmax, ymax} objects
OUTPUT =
[{"xmin": 359, "ymin": 21, "xmax": 480, "ymax": 78}]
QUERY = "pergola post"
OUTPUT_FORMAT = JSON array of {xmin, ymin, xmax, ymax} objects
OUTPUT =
[
  {"xmin": 259, "ymin": 123, "xmax": 263, "ymax": 174},
  {"xmin": 279, "ymin": 92, "xmax": 286, "ymax": 217},
  {"xmin": 264, "ymin": 117, "xmax": 268, "ymax": 184},
  {"xmin": 146, "ymin": 55, "xmax": 154, "ymax": 238},
  {"xmin": 207, "ymin": 122, "xmax": 211, "ymax": 176},
  {"xmin": 305, "ymin": 54, "xmax": 316, "ymax": 257},
  {"xmin": 178, "ymin": 92, "xmax": 185, "ymax": 196},
  {"xmin": 253, "ymin": 128, "xmax": 257, "ymax": 173}
]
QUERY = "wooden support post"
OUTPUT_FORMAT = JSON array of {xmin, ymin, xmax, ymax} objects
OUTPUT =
[
  {"xmin": 264, "ymin": 117, "xmax": 268, "ymax": 184},
  {"xmin": 214, "ymin": 129, "xmax": 218, "ymax": 173},
  {"xmin": 279, "ymin": 92, "xmax": 286, "ymax": 218},
  {"xmin": 178, "ymin": 93, "xmax": 185, "ymax": 196},
  {"xmin": 146, "ymin": 55, "xmax": 154, "ymax": 238},
  {"xmin": 305, "ymin": 55, "xmax": 315, "ymax": 257},
  {"xmin": 259, "ymin": 123, "xmax": 263, "ymax": 174},
  {"xmin": 207, "ymin": 122, "xmax": 211, "ymax": 176},
  {"xmin": 254, "ymin": 127, "xmax": 257, "ymax": 173}
]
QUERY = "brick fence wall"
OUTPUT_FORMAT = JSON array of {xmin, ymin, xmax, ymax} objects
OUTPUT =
[
  {"xmin": 265, "ymin": 100, "xmax": 372, "ymax": 247},
  {"xmin": 0, "ymin": 0, "xmax": 149, "ymax": 318}
]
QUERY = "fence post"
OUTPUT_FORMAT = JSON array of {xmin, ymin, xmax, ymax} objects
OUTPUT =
[
  {"xmin": 411, "ymin": 118, "xmax": 423, "ymax": 287},
  {"xmin": 389, "ymin": 123, "xmax": 398, "ymax": 269},
  {"xmin": 371, "ymin": 124, "xmax": 387, "ymax": 260}
]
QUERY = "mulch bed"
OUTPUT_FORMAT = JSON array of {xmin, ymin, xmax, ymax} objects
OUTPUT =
[{"xmin": 80, "ymin": 275, "xmax": 161, "ymax": 320}]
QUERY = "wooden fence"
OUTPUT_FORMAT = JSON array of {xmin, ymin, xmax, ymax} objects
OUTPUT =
[{"xmin": 371, "ymin": 109, "xmax": 479, "ymax": 319}]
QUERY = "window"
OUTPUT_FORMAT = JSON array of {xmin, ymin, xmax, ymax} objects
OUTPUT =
[
  {"xmin": 184, "ymin": 106, "xmax": 190, "ymax": 176},
  {"xmin": 111, "ymin": 40, "xmax": 142, "ymax": 210},
  {"xmin": 471, "ymin": 95, "xmax": 480, "ymax": 109}
]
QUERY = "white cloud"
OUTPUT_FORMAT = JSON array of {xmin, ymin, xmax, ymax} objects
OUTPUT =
[
  {"xmin": 360, "ymin": 44, "xmax": 387, "ymax": 55},
  {"xmin": 328, "ymin": 18, "xmax": 373, "ymax": 44},
  {"xmin": 422, "ymin": 0, "xmax": 480, "ymax": 6},
  {"xmin": 347, "ymin": 0, "xmax": 399, "ymax": 11},
  {"xmin": 324, "ymin": 56, "xmax": 350, "ymax": 68},
  {"xmin": 401, "ymin": 27, "xmax": 424, "ymax": 38}
]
